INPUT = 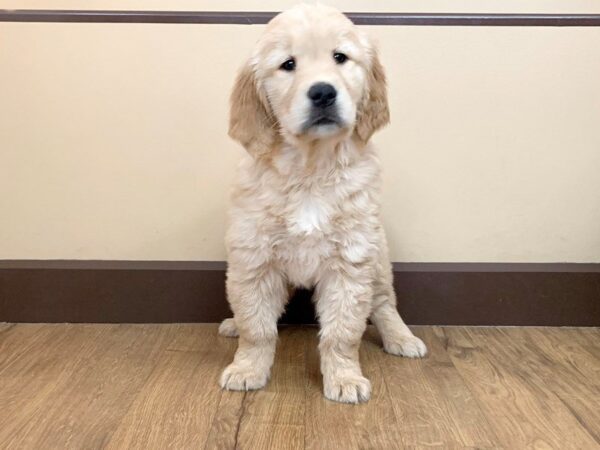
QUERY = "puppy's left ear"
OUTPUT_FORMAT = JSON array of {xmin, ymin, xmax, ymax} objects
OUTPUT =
[
  {"xmin": 229, "ymin": 61, "xmax": 279, "ymax": 159},
  {"xmin": 354, "ymin": 49, "xmax": 390, "ymax": 144}
]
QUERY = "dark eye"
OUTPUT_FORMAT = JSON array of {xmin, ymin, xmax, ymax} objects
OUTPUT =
[
  {"xmin": 333, "ymin": 52, "xmax": 348, "ymax": 64},
  {"xmin": 280, "ymin": 58, "xmax": 296, "ymax": 71}
]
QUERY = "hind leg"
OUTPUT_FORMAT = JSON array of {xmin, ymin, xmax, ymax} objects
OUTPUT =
[
  {"xmin": 370, "ymin": 245, "xmax": 427, "ymax": 358},
  {"xmin": 371, "ymin": 300, "xmax": 427, "ymax": 358},
  {"xmin": 218, "ymin": 318, "xmax": 239, "ymax": 337}
]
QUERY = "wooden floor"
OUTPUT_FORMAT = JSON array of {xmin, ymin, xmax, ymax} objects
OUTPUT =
[{"xmin": 0, "ymin": 324, "xmax": 599, "ymax": 449}]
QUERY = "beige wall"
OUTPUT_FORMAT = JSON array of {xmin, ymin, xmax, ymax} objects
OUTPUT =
[{"xmin": 1, "ymin": 17, "xmax": 599, "ymax": 262}]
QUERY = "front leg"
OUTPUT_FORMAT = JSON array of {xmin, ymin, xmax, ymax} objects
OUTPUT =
[
  {"xmin": 315, "ymin": 264, "xmax": 374, "ymax": 403},
  {"xmin": 220, "ymin": 264, "xmax": 287, "ymax": 391}
]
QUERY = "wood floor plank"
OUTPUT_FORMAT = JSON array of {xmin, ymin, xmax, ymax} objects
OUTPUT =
[
  {"xmin": 29, "ymin": 324, "xmax": 174, "ymax": 449},
  {"xmin": 379, "ymin": 327, "xmax": 499, "ymax": 449},
  {"xmin": 572, "ymin": 328, "xmax": 600, "ymax": 358},
  {"xmin": 529, "ymin": 327, "xmax": 600, "ymax": 385},
  {"xmin": 0, "ymin": 323, "xmax": 15, "ymax": 334},
  {"xmin": 0, "ymin": 323, "xmax": 64, "ymax": 376},
  {"xmin": 105, "ymin": 324, "xmax": 235, "ymax": 449},
  {"xmin": 438, "ymin": 327, "xmax": 599, "ymax": 449},
  {"xmin": 1, "ymin": 324, "xmax": 599, "ymax": 450},
  {"xmin": 355, "ymin": 328, "xmax": 411, "ymax": 450},
  {"xmin": 472, "ymin": 327, "xmax": 600, "ymax": 446},
  {"xmin": 0, "ymin": 324, "xmax": 110, "ymax": 448},
  {"xmin": 0, "ymin": 324, "xmax": 173, "ymax": 449},
  {"xmin": 203, "ymin": 390, "xmax": 245, "ymax": 450}
]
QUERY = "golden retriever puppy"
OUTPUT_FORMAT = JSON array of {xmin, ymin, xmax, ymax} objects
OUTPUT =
[{"xmin": 219, "ymin": 4, "xmax": 427, "ymax": 403}]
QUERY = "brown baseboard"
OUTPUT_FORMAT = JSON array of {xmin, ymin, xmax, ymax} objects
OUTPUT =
[{"xmin": 0, "ymin": 260, "xmax": 598, "ymax": 325}]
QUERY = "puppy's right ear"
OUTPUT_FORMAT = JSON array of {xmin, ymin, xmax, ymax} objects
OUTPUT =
[{"xmin": 229, "ymin": 61, "xmax": 279, "ymax": 158}]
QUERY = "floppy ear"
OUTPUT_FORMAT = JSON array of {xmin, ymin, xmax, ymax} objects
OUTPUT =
[
  {"xmin": 354, "ymin": 50, "xmax": 390, "ymax": 144},
  {"xmin": 229, "ymin": 61, "xmax": 279, "ymax": 158}
]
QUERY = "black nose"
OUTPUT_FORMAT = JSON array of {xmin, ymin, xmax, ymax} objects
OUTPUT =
[{"xmin": 308, "ymin": 82, "xmax": 337, "ymax": 108}]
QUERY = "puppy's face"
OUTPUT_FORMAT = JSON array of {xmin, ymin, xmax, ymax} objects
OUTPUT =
[
  {"xmin": 229, "ymin": 5, "xmax": 389, "ymax": 157},
  {"xmin": 255, "ymin": 6, "xmax": 367, "ymax": 140}
]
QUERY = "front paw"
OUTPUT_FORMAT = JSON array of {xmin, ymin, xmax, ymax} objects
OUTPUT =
[
  {"xmin": 384, "ymin": 335, "xmax": 428, "ymax": 358},
  {"xmin": 219, "ymin": 363, "xmax": 269, "ymax": 391},
  {"xmin": 323, "ymin": 374, "xmax": 371, "ymax": 404}
]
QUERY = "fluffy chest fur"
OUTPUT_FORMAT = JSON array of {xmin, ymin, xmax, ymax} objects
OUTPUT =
[{"xmin": 226, "ymin": 140, "xmax": 382, "ymax": 288}]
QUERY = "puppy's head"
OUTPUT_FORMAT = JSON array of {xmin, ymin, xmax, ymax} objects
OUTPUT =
[{"xmin": 229, "ymin": 4, "xmax": 389, "ymax": 158}]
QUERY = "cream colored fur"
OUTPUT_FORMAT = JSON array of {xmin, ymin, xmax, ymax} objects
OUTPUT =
[{"xmin": 219, "ymin": 4, "xmax": 426, "ymax": 404}]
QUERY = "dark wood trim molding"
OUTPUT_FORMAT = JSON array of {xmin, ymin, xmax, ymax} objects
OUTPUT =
[
  {"xmin": 1, "ymin": 260, "xmax": 599, "ymax": 272},
  {"xmin": 1, "ymin": 260, "xmax": 598, "ymax": 326},
  {"xmin": 1, "ymin": 10, "xmax": 599, "ymax": 26},
  {"xmin": 0, "ymin": 260, "xmax": 227, "ymax": 271},
  {"xmin": 392, "ymin": 262, "xmax": 600, "ymax": 273}
]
